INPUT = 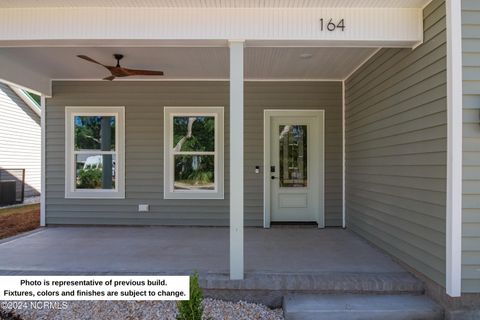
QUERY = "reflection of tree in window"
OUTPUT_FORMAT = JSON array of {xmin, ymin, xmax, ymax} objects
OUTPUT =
[
  {"xmin": 173, "ymin": 116, "xmax": 215, "ymax": 190},
  {"xmin": 174, "ymin": 156, "xmax": 214, "ymax": 190},
  {"xmin": 74, "ymin": 116, "xmax": 116, "ymax": 189},
  {"xmin": 173, "ymin": 117, "xmax": 214, "ymax": 151},
  {"xmin": 75, "ymin": 116, "xmax": 115, "ymax": 150},
  {"xmin": 279, "ymin": 125, "xmax": 307, "ymax": 188}
]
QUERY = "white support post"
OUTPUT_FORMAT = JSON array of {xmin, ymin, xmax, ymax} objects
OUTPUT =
[
  {"xmin": 446, "ymin": 0, "xmax": 462, "ymax": 297},
  {"xmin": 40, "ymin": 94, "xmax": 46, "ymax": 227},
  {"xmin": 342, "ymin": 81, "xmax": 346, "ymax": 229},
  {"xmin": 229, "ymin": 40, "xmax": 245, "ymax": 280}
]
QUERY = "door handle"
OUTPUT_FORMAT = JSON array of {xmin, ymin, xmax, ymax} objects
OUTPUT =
[{"xmin": 271, "ymin": 176, "xmax": 278, "ymax": 180}]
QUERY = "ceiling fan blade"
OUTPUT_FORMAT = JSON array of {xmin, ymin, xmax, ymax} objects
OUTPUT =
[
  {"xmin": 123, "ymin": 68, "xmax": 164, "ymax": 76},
  {"xmin": 103, "ymin": 75, "xmax": 116, "ymax": 81},
  {"xmin": 77, "ymin": 55, "xmax": 108, "ymax": 66}
]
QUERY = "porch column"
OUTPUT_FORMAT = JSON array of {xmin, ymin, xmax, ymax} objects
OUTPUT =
[
  {"xmin": 40, "ymin": 94, "xmax": 46, "ymax": 227},
  {"xmin": 229, "ymin": 40, "xmax": 244, "ymax": 280}
]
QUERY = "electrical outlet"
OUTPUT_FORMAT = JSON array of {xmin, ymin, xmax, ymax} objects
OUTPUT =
[{"xmin": 138, "ymin": 204, "xmax": 149, "ymax": 212}]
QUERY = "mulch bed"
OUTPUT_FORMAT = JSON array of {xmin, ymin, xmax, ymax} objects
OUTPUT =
[{"xmin": 0, "ymin": 204, "xmax": 40, "ymax": 239}]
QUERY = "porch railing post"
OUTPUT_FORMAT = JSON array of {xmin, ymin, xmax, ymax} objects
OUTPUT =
[{"xmin": 229, "ymin": 40, "xmax": 245, "ymax": 280}]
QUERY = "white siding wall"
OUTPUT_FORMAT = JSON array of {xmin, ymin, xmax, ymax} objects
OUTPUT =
[{"xmin": 0, "ymin": 82, "xmax": 41, "ymax": 197}]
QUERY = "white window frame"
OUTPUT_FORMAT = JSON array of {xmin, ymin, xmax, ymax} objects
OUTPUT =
[
  {"xmin": 164, "ymin": 106, "xmax": 224, "ymax": 200},
  {"xmin": 65, "ymin": 106, "xmax": 125, "ymax": 199}
]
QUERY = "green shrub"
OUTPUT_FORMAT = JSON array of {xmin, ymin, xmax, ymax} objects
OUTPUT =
[
  {"xmin": 177, "ymin": 272, "xmax": 204, "ymax": 320},
  {"xmin": 77, "ymin": 168, "xmax": 102, "ymax": 189},
  {"xmin": 187, "ymin": 170, "xmax": 213, "ymax": 185}
]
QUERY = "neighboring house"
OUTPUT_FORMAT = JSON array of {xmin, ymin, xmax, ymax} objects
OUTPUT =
[
  {"xmin": 0, "ymin": 0, "xmax": 479, "ymax": 312},
  {"xmin": 0, "ymin": 81, "xmax": 41, "ymax": 199}
]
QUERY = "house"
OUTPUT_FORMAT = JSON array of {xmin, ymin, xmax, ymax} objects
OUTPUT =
[
  {"xmin": 0, "ymin": 0, "xmax": 479, "ymax": 316},
  {"xmin": 0, "ymin": 81, "xmax": 41, "ymax": 203}
]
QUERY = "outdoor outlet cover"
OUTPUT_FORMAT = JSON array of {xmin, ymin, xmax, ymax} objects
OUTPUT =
[{"xmin": 138, "ymin": 204, "xmax": 149, "ymax": 212}]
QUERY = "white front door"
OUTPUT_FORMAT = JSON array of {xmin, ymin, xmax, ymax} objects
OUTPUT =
[{"xmin": 265, "ymin": 110, "xmax": 324, "ymax": 227}]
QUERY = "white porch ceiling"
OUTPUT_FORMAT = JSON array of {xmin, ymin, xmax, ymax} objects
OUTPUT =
[
  {"xmin": 0, "ymin": 0, "xmax": 432, "ymax": 8},
  {"xmin": 0, "ymin": 47, "xmax": 377, "ymax": 81}
]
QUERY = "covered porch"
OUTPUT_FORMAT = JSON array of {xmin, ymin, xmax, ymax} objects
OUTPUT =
[
  {"xmin": 0, "ymin": 0, "xmax": 462, "ymax": 299},
  {"xmin": 0, "ymin": 226, "xmax": 422, "ymax": 306}
]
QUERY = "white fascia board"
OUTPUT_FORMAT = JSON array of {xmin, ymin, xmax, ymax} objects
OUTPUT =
[
  {"xmin": 446, "ymin": 0, "xmax": 462, "ymax": 297},
  {"xmin": 0, "ymin": 7, "xmax": 422, "ymax": 47}
]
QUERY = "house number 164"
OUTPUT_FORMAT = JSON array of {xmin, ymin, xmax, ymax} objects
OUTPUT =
[{"xmin": 319, "ymin": 18, "xmax": 346, "ymax": 31}]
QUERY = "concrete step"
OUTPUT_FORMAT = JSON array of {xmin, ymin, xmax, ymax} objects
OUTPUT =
[
  {"xmin": 201, "ymin": 271, "xmax": 424, "ymax": 307},
  {"xmin": 283, "ymin": 294, "xmax": 443, "ymax": 320}
]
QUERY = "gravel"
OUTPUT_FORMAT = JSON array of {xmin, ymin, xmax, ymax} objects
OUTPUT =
[{"xmin": 4, "ymin": 299, "xmax": 284, "ymax": 320}]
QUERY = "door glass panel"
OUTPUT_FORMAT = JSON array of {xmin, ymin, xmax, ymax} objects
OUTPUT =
[{"xmin": 279, "ymin": 125, "xmax": 307, "ymax": 187}]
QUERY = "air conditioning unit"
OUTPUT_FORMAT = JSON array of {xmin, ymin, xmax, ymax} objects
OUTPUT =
[
  {"xmin": 0, "ymin": 180, "xmax": 16, "ymax": 206},
  {"xmin": 0, "ymin": 169, "xmax": 25, "ymax": 206}
]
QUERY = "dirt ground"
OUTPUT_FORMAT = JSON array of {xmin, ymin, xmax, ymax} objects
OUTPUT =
[{"xmin": 0, "ymin": 204, "xmax": 40, "ymax": 239}]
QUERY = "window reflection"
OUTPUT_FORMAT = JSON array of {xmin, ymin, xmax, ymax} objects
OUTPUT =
[
  {"xmin": 74, "ymin": 116, "xmax": 116, "ymax": 151},
  {"xmin": 279, "ymin": 125, "xmax": 307, "ymax": 187},
  {"xmin": 74, "ymin": 116, "xmax": 116, "ymax": 190},
  {"xmin": 173, "ymin": 116, "xmax": 215, "ymax": 152},
  {"xmin": 174, "ymin": 155, "xmax": 215, "ymax": 190},
  {"xmin": 75, "ymin": 154, "xmax": 116, "ymax": 189}
]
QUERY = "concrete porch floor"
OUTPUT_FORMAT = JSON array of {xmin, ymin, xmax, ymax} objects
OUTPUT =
[
  {"xmin": 0, "ymin": 226, "xmax": 402, "ymax": 274},
  {"xmin": 0, "ymin": 227, "xmax": 424, "ymax": 305}
]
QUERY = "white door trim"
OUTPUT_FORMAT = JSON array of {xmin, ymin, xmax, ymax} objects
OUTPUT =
[{"xmin": 263, "ymin": 109, "xmax": 325, "ymax": 228}]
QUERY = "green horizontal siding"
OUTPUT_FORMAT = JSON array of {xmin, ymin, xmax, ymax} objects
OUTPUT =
[
  {"xmin": 345, "ymin": 0, "xmax": 447, "ymax": 287},
  {"xmin": 45, "ymin": 81, "xmax": 343, "ymax": 227},
  {"xmin": 462, "ymin": 0, "xmax": 480, "ymax": 293}
]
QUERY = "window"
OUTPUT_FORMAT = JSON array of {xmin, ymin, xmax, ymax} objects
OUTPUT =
[
  {"xmin": 65, "ymin": 107, "xmax": 125, "ymax": 198},
  {"xmin": 164, "ymin": 107, "xmax": 224, "ymax": 199}
]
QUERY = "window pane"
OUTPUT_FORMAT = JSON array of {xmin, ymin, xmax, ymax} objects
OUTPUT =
[
  {"xmin": 75, "ymin": 116, "xmax": 116, "ymax": 151},
  {"xmin": 279, "ymin": 125, "xmax": 307, "ymax": 187},
  {"xmin": 173, "ymin": 116, "xmax": 215, "ymax": 152},
  {"xmin": 174, "ymin": 155, "xmax": 215, "ymax": 190},
  {"xmin": 75, "ymin": 154, "xmax": 116, "ymax": 189}
]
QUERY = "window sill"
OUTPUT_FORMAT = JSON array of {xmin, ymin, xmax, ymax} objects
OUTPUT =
[
  {"xmin": 164, "ymin": 192, "xmax": 224, "ymax": 200},
  {"xmin": 65, "ymin": 191, "xmax": 125, "ymax": 199}
]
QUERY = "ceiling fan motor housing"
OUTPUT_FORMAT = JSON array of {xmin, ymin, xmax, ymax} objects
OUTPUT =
[{"xmin": 113, "ymin": 54, "xmax": 124, "ymax": 67}]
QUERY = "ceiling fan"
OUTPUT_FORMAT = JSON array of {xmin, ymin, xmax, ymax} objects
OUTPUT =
[{"xmin": 77, "ymin": 54, "xmax": 164, "ymax": 81}]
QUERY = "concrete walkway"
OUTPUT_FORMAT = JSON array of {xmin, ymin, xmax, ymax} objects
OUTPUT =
[{"xmin": 0, "ymin": 227, "xmax": 405, "ymax": 275}]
